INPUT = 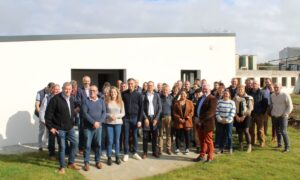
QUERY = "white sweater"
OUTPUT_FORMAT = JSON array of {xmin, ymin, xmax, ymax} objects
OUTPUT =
[{"xmin": 271, "ymin": 92, "xmax": 293, "ymax": 117}]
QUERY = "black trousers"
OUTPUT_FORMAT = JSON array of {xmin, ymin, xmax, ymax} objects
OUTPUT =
[
  {"xmin": 143, "ymin": 129, "xmax": 158, "ymax": 154},
  {"xmin": 175, "ymin": 129, "xmax": 190, "ymax": 149}
]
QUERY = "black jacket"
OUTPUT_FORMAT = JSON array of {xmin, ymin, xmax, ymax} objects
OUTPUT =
[
  {"xmin": 45, "ymin": 93, "xmax": 75, "ymax": 131},
  {"xmin": 122, "ymin": 89, "xmax": 143, "ymax": 122}
]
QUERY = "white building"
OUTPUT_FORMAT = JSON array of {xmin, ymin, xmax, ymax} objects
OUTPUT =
[
  {"xmin": 0, "ymin": 33, "xmax": 236, "ymax": 148},
  {"xmin": 235, "ymin": 54, "xmax": 300, "ymax": 93}
]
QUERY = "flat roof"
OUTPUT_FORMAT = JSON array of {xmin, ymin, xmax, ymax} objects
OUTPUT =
[{"xmin": 0, "ymin": 33, "xmax": 236, "ymax": 42}]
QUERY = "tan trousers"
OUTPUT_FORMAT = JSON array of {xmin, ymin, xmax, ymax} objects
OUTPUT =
[
  {"xmin": 158, "ymin": 116, "xmax": 172, "ymax": 151},
  {"xmin": 250, "ymin": 114, "xmax": 265, "ymax": 145}
]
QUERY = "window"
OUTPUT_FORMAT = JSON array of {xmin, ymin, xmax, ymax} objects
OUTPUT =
[
  {"xmin": 282, "ymin": 77, "xmax": 287, "ymax": 87},
  {"xmin": 272, "ymin": 77, "xmax": 277, "ymax": 84},
  {"xmin": 181, "ymin": 70, "xmax": 201, "ymax": 84},
  {"xmin": 291, "ymin": 77, "xmax": 296, "ymax": 86},
  {"xmin": 260, "ymin": 78, "xmax": 266, "ymax": 87}
]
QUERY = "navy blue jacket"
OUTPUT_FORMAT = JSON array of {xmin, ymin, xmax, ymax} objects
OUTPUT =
[
  {"xmin": 250, "ymin": 89, "xmax": 268, "ymax": 115},
  {"xmin": 122, "ymin": 89, "xmax": 143, "ymax": 122}
]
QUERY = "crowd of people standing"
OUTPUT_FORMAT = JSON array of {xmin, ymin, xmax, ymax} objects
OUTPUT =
[{"xmin": 35, "ymin": 76, "xmax": 293, "ymax": 174}]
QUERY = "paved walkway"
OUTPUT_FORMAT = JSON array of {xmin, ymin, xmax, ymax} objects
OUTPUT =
[
  {"xmin": 0, "ymin": 142, "xmax": 199, "ymax": 180},
  {"xmin": 77, "ymin": 147, "xmax": 197, "ymax": 180}
]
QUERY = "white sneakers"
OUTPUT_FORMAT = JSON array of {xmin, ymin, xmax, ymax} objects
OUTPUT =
[
  {"xmin": 123, "ymin": 154, "xmax": 129, "ymax": 162},
  {"xmin": 123, "ymin": 153, "xmax": 142, "ymax": 161},
  {"xmin": 133, "ymin": 153, "xmax": 142, "ymax": 160},
  {"xmin": 185, "ymin": 149, "xmax": 189, "ymax": 154},
  {"xmin": 175, "ymin": 149, "xmax": 180, "ymax": 154}
]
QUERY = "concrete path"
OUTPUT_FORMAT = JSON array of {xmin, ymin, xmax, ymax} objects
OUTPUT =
[
  {"xmin": 0, "ymin": 142, "xmax": 200, "ymax": 180},
  {"xmin": 77, "ymin": 148, "xmax": 198, "ymax": 180}
]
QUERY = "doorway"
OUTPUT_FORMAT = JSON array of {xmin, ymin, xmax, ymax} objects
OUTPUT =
[{"xmin": 71, "ymin": 69, "xmax": 126, "ymax": 89}]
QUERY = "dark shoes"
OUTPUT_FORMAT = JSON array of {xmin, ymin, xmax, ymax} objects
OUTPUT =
[
  {"xmin": 166, "ymin": 149, "xmax": 172, "ymax": 155},
  {"xmin": 38, "ymin": 147, "xmax": 43, "ymax": 151},
  {"xmin": 283, "ymin": 149, "xmax": 290, "ymax": 153},
  {"xmin": 193, "ymin": 156, "xmax": 203, "ymax": 162},
  {"xmin": 107, "ymin": 157, "xmax": 112, "ymax": 166},
  {"xmin": 84, "ymin": 163, "xmax": 90, "ymax": 171},
  {"xmin": 152, "ymin": 152, "xmax": 160, "ymax": 158},
  {"xmin": 116, "ymin": 157, "xmax": 121, "ymax": 165},
  {"xmin": 193, "ymin": 155, "xmax": 206, "ymax": 162}
]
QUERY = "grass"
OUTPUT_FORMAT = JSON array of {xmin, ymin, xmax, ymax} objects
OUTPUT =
[
  {"xmin": 291, "ymin": 94, "xmax": 300, "ymax": 105},
  {"xmin": 143, "ymin": 128, "xmax": 300, "ymax": 180},
  {"xmin": 142, "ymin": 94, "xmax": 300, "ymax": 180},
  {"xmin": 0, "ymin": 151, "xmax": 84, "ymax": 180}
]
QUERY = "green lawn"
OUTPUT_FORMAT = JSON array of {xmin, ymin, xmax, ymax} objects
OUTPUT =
[
  {"xmin": 143, "ymin": 127, "xmax": 300, "ymax": 180},
  {"xmin": 0, "ymin": 151, "xmax": 84, "ymax": 180},
  {"xmin": 291, "ymin": 94, "xmax": 300, "ymax": 105},
  {"xmin": 142, "ymin": 94, "xmax": 300, "ymax": 180}
]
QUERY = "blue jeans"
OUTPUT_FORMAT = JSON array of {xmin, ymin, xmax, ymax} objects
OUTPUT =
[
  {"xmin": 78, "ymin": 117, "xmax": 85, "ymax": 151},
  {"xmin": 215, "ymin": 121, "xmax": 222, "ymax": 147},
  {"xmin": 101, "ymin": 123, "xmax": 107, "ymax": 152},
  {"xmin": 218, "ymin": 122, "xmax": 233, "ymax": 150},
  {"xmin": 57, "ymin": 128, "xmax": 78, "ymax": 168},
  {"xmin": 273, "ymin": 116, "xmax": 290, "ymax": 149},
  {"xmin": 106, "ymin": 124, "xmax": 122, "ymax": 157},
  {"xmin": 124, "ymin": 116, "xmax": 138, "ymax": 154},
  {"xmin": 83, "ymin": 127, "xmax": 102, "ymax": 164}
]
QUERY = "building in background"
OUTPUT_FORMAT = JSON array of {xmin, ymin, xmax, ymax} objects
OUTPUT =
[
  {"xmin": 0, "ymin": 33, "xmax": 236, "ymax": 148},
  {"xmin": 236, "ymin": 54, "xmax": 300, "ymax": 94},
  {"xmin": 279, "ymin": 47, "xmax": 300, "ymax": 71}
]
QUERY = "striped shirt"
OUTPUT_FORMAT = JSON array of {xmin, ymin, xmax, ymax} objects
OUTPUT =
[{"xmin": 216, "ymin": 99, "xmax": 236, "ymax": 123}]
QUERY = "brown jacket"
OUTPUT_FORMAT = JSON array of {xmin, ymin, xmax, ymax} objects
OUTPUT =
[
  {"xmin": 195, "ymin": 94, "xmax": 217, "ymax": 133},
  {"xmin": 173, "ymin": 99, "xmax": 194, "ymax": 129}
]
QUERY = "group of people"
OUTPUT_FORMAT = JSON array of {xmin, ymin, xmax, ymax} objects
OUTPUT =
[{"xmin": 35, "ymin": 76, "xmax": 293, "ymax": 174}]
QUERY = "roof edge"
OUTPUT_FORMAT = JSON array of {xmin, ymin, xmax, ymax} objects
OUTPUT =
[{"xmin": 0, "ymin": 33, "xmax": 236, "ymax": 42}]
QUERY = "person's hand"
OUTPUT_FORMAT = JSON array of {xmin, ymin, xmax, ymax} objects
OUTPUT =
[
  {"xmin": 137, "ymin": 121, "xmax": 142, "ymax": 128},
  {"xmin": 222, "ymin": 119, "xmax": 227, "ymax": 124},
  {"xmin": 50, "ymin": 128, "xmax": 58, "ymax": 135},
  {"xmin": 144, "ymin": 119, "xmax": 150, "ymax": 127},
  {"xmin": 93, "ymin": 122, "xmax": 100, "ymax": 129},
  {"xmin": 239, "ymin": 116, "xmax": 245, "ymax": 122},
  {"xmin": 153, "ymin": 119, "xmax": 158, "ymax": 127},
  {"xmin": 111, "ymin": 115, "xmax": 116, "ymax": 121}
]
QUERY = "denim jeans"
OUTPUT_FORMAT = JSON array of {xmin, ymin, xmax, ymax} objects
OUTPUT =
[
  {"xmin": 57, "ymin": 128, "xmax": 78, "ymax": 168},
  {"xmin": 78, "ymin": 117, "xmax": 85, "ymax": 151},
  {"xmin": 218, "ymin": 122, "xmax": 233, "ymax": 150},
  {"xmin": 83, "ymin": 127, "xmax": 102, "ymax": 164},
  {"xmin": 215, "ymin": 120, "xmax": 222, "ymax": 148},
  {"xmin": 106, "ymin": 124, "xmax": 122, "ymax": 157},
  {"xmin": 273, "ymin": 116, "xmax": 290, "ymax": 149},
  {"xmin": 101, "ymin": 123, "xmax": 108, "ymax": 152},
  {"xmin": 124, "ymin": 116, "xmax": 138, "ymax": 154}
]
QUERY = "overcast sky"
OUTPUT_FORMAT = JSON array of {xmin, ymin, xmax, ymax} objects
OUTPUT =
[{"xmin": 0, "ymin": 0, "xmax": 299, "ymax": 62}]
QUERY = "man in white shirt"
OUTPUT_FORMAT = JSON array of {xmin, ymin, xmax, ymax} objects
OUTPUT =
[
  {"xmin": 271, "ymin": 83, "xmax": 293, "ymax": 152},
  {"xmin": 142, "ymin": 81, "xmax": 162, "ymax": 159}
]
